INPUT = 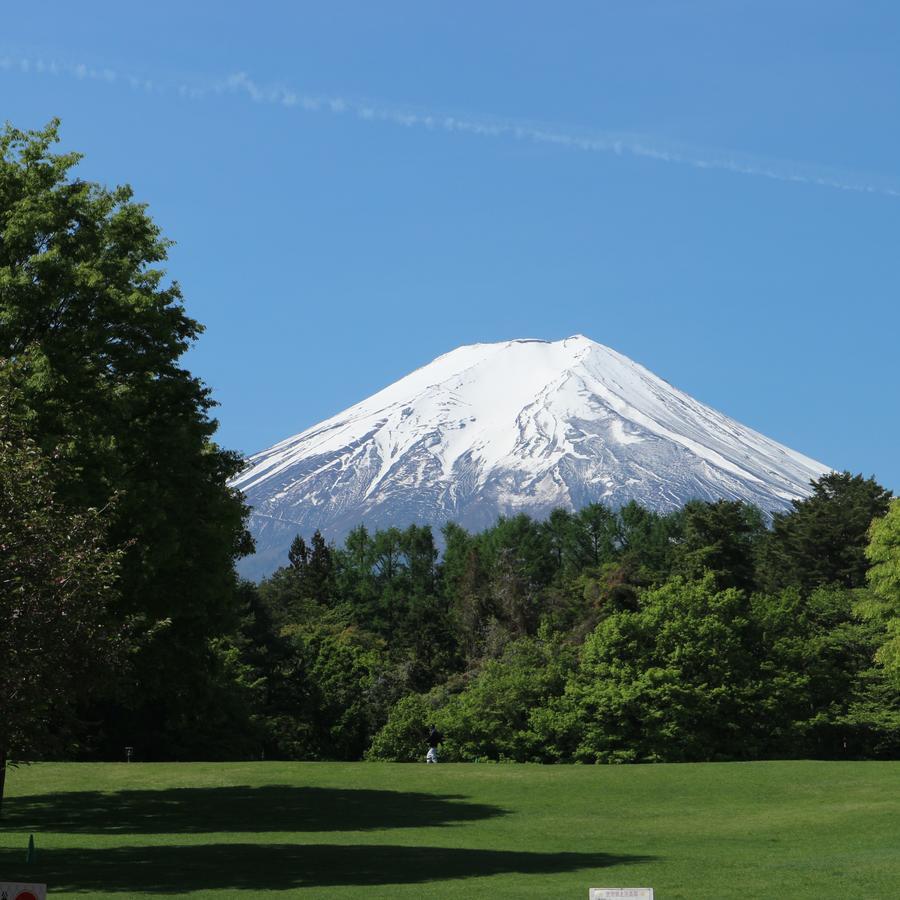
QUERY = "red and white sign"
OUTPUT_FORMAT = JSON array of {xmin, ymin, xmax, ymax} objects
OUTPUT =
[{"xmin": 0, "ymin": 883, "xmax": 47, "ymax": 900}]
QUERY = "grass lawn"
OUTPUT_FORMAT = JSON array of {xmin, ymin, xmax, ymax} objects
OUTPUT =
[{"xmin": 0, "ymin": 760, "xmax": 898, "ymax": 898}]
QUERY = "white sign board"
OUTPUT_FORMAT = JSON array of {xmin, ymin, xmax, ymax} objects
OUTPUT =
[
  {"xmin": 590, "ymin": 890, "xmax": 654, "ymax": 900},
  {"xmin": 0, "ymin": 885, "xmax": 47, "ymax": 900}
]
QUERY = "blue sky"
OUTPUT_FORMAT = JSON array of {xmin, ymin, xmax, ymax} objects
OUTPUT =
[{"xmin": 3, "ymin": 1, "xmax": 898, "ymax": 491}]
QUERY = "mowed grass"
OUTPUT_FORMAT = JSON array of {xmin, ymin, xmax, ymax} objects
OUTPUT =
[{"xmin": 0, "ymin": 760, "xmax": 898, "ymax": 898}]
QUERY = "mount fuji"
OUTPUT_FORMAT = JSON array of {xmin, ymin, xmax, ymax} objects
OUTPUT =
[{"xmin": 232, "ymin": 335, "xmax": 829, "ymax": 578}]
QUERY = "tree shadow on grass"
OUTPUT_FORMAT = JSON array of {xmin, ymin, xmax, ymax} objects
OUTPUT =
[
  {"xmin": 0, "ymin": 786, "xmax": 504, "ymax": 834},
  {"xmin": 0, "ymin": 843, "xmax": 654, "ymax": 892}
]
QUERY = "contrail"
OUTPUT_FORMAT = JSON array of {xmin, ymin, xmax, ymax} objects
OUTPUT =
[{"xmin": 4, "ymin": 53, "xmax": 899, "ymax": 199}]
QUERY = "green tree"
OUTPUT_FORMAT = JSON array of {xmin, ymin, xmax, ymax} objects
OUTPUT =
[
  {"xmin": 567, "ymin": 574, "xmax": 764, "ymax": 762},
  {"xmin": 615, "ymin": 501, "xmax": 680, "ymax": 580},
  {"xmin": 858, "ymin": 500, "xmax": 900, "ymax": 680},
  {"xmin": 400, "ymin": 524, "xmax": 439, "ymax": 597},
  {"xmin": 837, "ymin": 665, "xmax": 900, "ymax": 757},
  {"xmin": 306, "ymin": 530, "xmax": 335, "ymax": 604},
  {"xmin": 675, "ymin": 500, "xmax": 766, "ymax": 591},
  {"xmin": 288, "ymin": 534, "xmax": 309, "ymax": 574},
  {"xmin": 752, "ymin": 585, "xmax": 886, "ymax": 756},
  {"xmin": 390, "ymin": 526, "xmax": 456, "ymax": 689},
  {"xmin": 366, "ymin": 691, "xmax": 448, "ymax": 762},
  {"xmin": 334, "ymin": 525, "xmax": 379, "ymax": 624},
  {"xmin": 0, "ymin": 395, "xmax": 124, "ymax": 811},
  {"xmin": 484, "ymin": 514, "xmax": 556, "ymax": 637},
  {"xmin": 759, "ymin": 472, "xmax": 892, "ymax": 594},
  {"xmin": 442, "ymin": 523, "xmax": 494, "ymax": 663},
  {"xmin": 439, "ymin": 634, "xmax": 576, "ymax": 762},
  {"xmin": 568, "ymin": 503, "xmax": 618, "ymax": 570},
  {"xmin": 268, "ymin": 622, "xmax": 393, "ymax": 760},
  {"xmin": 366, "ymin": 633, "xmax": 577, "ymax": 763},
  {"xmin": 0, "ymin": 121, "xmax": 252, "ymax": 756},
  {"xmin": 255, "ymin": 563, "xmax": 321, "ymax": 631},
  {"xmin": 541, "ymin": 508, "xmax": 574, "ymax": 572}
]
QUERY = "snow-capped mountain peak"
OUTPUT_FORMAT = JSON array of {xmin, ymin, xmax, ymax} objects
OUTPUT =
[{"xmin": 232, "ymin": 335, "xmax": 828, "ymax": 577}]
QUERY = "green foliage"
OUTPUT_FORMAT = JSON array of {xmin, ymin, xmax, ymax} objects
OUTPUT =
[
  {"xmin": 566, "ymin": 575, "xmax": 765, "ymax": 762},
  {"xmin": 288, "ymin": 534, "xmax": 309, "ymax": 573},
  {"xmin": 442, "ymin": 522, "xmax": 493, "ymax": 663},
  {"xmin": 482, "ymin": 514, "xmax": 557, "ymax": 636},
  {"xmin": 858, "ymin": 499, "xmax": 900, "ymax": 679},
  {"xmin": 568, "ymin": 502, "xmax": 620, "ymax": 570},
  {"xmin": 255, "ymin": 565, "xmax": 319, "ymax": 631},
  {"xmin": 365, "ymin": 692, "xmax": 446, "ymax": 762},
  {"xmin": 0, "ymin": 121, "xmax": 252, "ymax": 757},
  {"xmin": 759, "ymin": 472, "xmax": 892, "ymax": 593},
  {"xmin": 615, "ymin": 500, "xmax": 680, "ymax": 579},
  {"xmin": 752, "ymin": 585, "xmax": 892, "ymax": 756},
  {"xmin": 440, "ymin": 635, "xmax": 576, "ymax": 762},
  {"xmin": 151, "ymin": 635, "xmax": 267, "ymax": 761},
  {"xmin": 285, "ymin": 530, "xmax": 334, "ymax": 604},
  {"xmin": 267, "ymin": 623, "xmax": 393, "ymax": 760},
  {"xmin": 0, "ymin": 388, "xmax": 125, "ymax": 809},
  {"xmin": 246, "ymin": 484, "xmax": 900, "ymax": 765},
  {"xmin": 675, "ymin": 499, "xmax": 765, "ymax": 591},
  {"xmin": 837, "ymin": 665, "xmax": 900, "ymax": 757},
  {"xmin": 369, "ymin": 635, "xmax": 577, "ymax": 764}
]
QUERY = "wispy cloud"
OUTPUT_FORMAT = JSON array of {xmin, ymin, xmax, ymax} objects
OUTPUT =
[{"xmin": 4, "ymin": 53, "xmax": 899, "ymax": 199}]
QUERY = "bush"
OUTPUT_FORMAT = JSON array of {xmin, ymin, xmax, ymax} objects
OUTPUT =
[{"xmin": 366, "ymin": 693, "xmax": 447, "ymax": 762}]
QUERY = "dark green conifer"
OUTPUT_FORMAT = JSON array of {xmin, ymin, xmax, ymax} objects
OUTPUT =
[{"xmin": 759, "ymin": 472, "xmax": 892, "ymax": 593}]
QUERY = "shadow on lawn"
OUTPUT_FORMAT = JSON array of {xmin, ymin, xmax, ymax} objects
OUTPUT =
[
  {"xmin": 0, "ymin": 843, "xmax": 653, "ymax": 892},
  {"xmin": 0, "ymin": 785, "xmax": 504, "ymax": 834}
]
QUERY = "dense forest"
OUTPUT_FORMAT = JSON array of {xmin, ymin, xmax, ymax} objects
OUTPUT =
[
  {"xmin": 2, "ymin": 122, "xmax": 899, "ymax": 788},
  {"xmin": 229, "ymin": 475, "xmax": 900, "ymax": 764}
]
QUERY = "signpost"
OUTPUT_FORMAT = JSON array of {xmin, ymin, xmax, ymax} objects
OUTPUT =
[
  {"xmin": 0, "ymin": 884, "xmax": 47, "ymax": 900},
  {"xmin": 589, "ymin": 890, "xmax": 654, "ymax": 900}
]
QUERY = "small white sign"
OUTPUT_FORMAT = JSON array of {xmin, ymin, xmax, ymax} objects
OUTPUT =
[
  {"xmin": 0, "ymin": 885, "xmax": 47, "ymax": 900},
  {"xmin": 590, "ymin": 890, "xmax": 654, "ymax": 900}
]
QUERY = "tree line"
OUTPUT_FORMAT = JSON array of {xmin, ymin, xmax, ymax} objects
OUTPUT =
[
  {"xmin": 235, "ymin": 475, "xmax": 899, "ymax": 764},
  {"xmin": 2, "ymin": 122, "xmax": 899, "ymax": 803}
]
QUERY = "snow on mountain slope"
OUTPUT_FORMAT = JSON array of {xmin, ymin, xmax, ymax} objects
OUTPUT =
[{"xmin": 232, "ymin": 335, "xmax": 829, "ymax": 578}]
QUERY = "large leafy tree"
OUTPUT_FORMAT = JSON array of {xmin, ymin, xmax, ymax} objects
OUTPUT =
[
  {"xmin": 0, "ymin": 392, "xmax": 124, "ymax": 811},
  {"xmin": 858, "ymin": 500, "xmax": 900, "ymax": 681},
  {"xmin": 266, "ymin": 621, "xmax": 392, "ymax": 760},
  {"xmin": 0, "ymin": 121, "xmax": 251, "ymax": 757},
  {"xmin": 751, "ymin": 584, "xmax": 888, "ymax": 756},
  {"xmin": 366, "ymin": 634, "xmax": 576, "ymax": 763},
  {"xmin": 566, "ymin": 575, "xmax": 765, "ymax": 762},
  {"xmin": 439, "ymin": 635, "xmax": 575, "ymax": 763}
]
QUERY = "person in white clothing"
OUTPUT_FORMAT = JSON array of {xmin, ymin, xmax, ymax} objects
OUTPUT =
[{"xmin": 426, "ymin": 724, "xmax": 443, "ymax": 763}]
